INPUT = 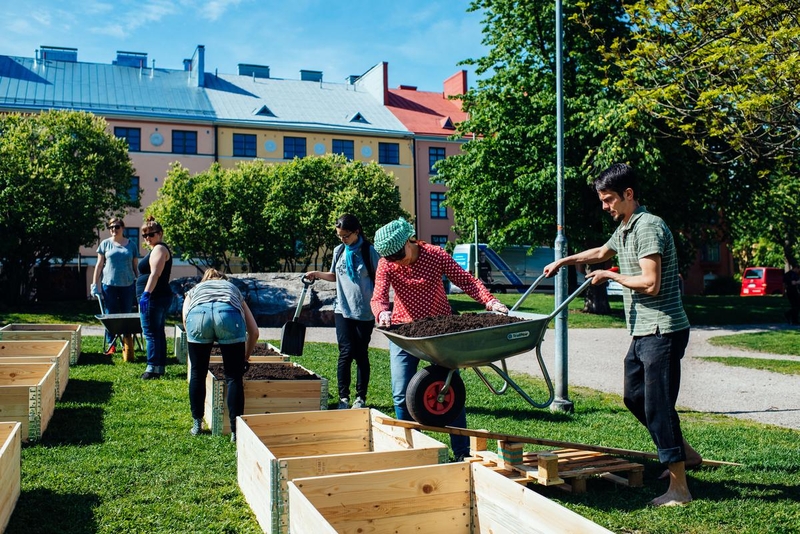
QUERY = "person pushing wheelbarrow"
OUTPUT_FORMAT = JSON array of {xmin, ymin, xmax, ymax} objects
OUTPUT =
[{"xmin": 370, "ymin": 218, "xmax": 508, "ymax": 462}]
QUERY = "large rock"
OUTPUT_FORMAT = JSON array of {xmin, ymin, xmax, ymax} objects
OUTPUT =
[{"xmin": 170, "ymin": 273, "xmax": 338, "ymax": 327}]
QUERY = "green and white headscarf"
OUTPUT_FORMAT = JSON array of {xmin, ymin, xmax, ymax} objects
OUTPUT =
[{"xmin": 374, "ymin": 218, "xmax": 415, "ymax": 257}]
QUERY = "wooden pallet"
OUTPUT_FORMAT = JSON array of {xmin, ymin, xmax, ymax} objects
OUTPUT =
[{"xmin": 468, "ymin": 438, "xmax": 644, "ymax": 494}]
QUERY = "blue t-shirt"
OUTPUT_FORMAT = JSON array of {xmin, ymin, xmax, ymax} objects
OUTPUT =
[
  {"xmin": 330, "ymin": 239, "xmax": 379, "ymax": 321},
  {"xmin": 97, "ymin": 238, "xmax": 138, "ymax": 287}
]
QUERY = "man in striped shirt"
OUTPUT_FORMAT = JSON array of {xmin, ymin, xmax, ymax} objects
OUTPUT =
[{"xmin": 543, "ymin": 163, "xmax": 701, "ymax": 507}]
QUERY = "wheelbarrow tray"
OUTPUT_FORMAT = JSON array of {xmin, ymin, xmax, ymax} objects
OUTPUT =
[
  {"xmin": 379, "ymin": 311, "xmax": 550, "ymax": 369},
  {"xmin": 95, "ymin": 313, "xmax": 143, "ymax": 337}
]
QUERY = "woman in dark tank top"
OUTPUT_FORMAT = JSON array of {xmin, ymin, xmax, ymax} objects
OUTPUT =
[{"xmin": 137, "ymin": 217, "xmax": 173, "ymax": 379}]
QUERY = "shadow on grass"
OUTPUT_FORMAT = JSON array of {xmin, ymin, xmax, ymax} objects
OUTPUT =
[
  {"xmin": 39, "ymin": 406, "xmax": 105, "ymax": 445},
  {"xmin": 74, "ymin": 352, "xmax": 115, "ymax": 366},
  {"xmin": 5, "ymin": 489, "xmax": 100, "ymax": 534},
  {"xmin": 61, "ymin": 379, "xmax": 113, "ymax": 404}
]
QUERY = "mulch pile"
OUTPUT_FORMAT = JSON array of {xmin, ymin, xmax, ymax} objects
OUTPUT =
[
  {"xmin": 209, "ymin": 362, "xmax": 320, "ymax": 381},
  {"xmin": 383, "ymin": 313, "xmax": 525, "ymax": 338}
]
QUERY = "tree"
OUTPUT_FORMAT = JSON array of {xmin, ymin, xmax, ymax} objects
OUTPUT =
[
  {"xmin": 149, "ymin": 155, "xmax": 407, "ymax": 273},
  {"xmin": 595, "ymin": 0, "xmax": 800, "ymax": 269},
  {"xmin": 610, "ymin": 0, "xmax": 800, "ymax": 164},
  {"xmin": 147, "ymin": 162, "xmax": 237, "ymax": 271},
  {"xmin": 437, "ymin": 0, "xmax": 722, "ymax": 310},
  {"xmin": 0, "ymin": 110, "xmax": 137, "ymax": 304}
]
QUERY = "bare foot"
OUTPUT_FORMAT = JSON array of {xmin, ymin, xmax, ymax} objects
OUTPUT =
[
  {"xmin": 659, "ymin": 439, "xmax": 702, "ymax": 479},
  {"xmin": 650, "ymin": 490, "xmax": 693, "ymax": 507}
]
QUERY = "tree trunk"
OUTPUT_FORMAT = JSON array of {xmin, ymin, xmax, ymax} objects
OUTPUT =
[{"xmin": 583, "ymin": 283, "xmax": 611, "ymax": 314}]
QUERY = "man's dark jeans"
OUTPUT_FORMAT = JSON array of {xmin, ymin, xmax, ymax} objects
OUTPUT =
[{"xmin": 623, "ymin": 328, "xmax": 690, "ymax": 465}]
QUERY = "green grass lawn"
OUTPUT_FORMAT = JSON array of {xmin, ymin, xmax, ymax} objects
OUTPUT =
[
  {"xmin": 698, "ymin": 357, "xmax": 800, "ymax": 376},
  {"xmin": 708, "ymin": 330, "xmax": 800, "ymax": 356},
  {"xmin": 5, "ymin": 336, "xmax": 799, "ymax": 533}
]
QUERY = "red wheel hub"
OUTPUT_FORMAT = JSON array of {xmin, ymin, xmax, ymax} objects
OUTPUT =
[{"xmin": 422, "ymin": 381, "xmax": 455, "ymax": 415}]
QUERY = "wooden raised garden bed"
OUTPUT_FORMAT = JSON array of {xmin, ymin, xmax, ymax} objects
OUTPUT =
[
  {"xmin": 237, "ymin": 408, "xmax": 448, "ymax": 534},
  {"xmin": 204, "ymin": 361, "xmax": 327, "ymax": 436},
  {"xmin": 289, "ymin": 461, "xmax": 614, "ymax": 534},
  {"xmin": 0, "ymin": 363, "xmax": 57, "ymax": 442},
  {"xmin": 0, "ymin": 422, "xmax": 21, "ymax": 533},
  {"xmin": 0, "ymin": 340, "xmax": 70, "ymax": 399},
  {"xmin": 0, "ymin": 323, "xmax": 82, "ymax": 365}
]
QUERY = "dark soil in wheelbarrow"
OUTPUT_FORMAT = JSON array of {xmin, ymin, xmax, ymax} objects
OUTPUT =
[
  {"xmin": 210, "ymin": 343, "xmax": 281, "ymax": 357},
  {"xmin": 384, "ymin": 313, "xmax": 525, "ymax": 338},
  {"xmin": 209, "ymin": 362, "xmax": 320, "ymax": 380}
]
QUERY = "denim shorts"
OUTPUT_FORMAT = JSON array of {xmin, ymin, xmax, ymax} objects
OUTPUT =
[{"xmin": 185, "ymin": 302, "xmax": 246, "ymax": 344}]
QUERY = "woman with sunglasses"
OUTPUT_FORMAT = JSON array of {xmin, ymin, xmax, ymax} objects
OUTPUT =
[
  {"xmin": 370, "ymin": 218, "xmax": 508, "ymax": 461},
  {"xmin": 306, "ymin": 214, "xmax": 380, "ymax": 410},
  {"xmin": 136, "ymin": 216, "xmax": 173, "ymax": 379},
  {"xmin": 91, "ymin": 217, "xmax": 138, "ymax": 355}
]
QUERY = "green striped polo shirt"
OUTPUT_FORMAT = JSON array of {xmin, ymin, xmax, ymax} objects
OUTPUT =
[{"xmin": 605, "ymin": 206, "xmax": 690, "ymax": 336}]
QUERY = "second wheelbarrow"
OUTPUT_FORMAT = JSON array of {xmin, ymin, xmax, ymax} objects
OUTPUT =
[{"xmin": 379, "ymin": 275, "xmax": 591, "ymax": 426}]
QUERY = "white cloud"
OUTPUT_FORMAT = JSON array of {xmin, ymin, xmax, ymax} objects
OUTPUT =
[{"xmin": 199, "ymin": 0, "xmax": 243, "ymax": 21}]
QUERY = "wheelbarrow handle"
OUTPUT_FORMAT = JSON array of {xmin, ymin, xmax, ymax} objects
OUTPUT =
[
  {"xmin": 509, "ymin": 274, "xmax": 548, "ymax": 312},
  {"xmin": 546, "ymin": 277, "xmax": 593, "ymax": 321}
]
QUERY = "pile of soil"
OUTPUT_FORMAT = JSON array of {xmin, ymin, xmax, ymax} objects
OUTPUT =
[
  {"xmin": 210, "ymin": 343, "xmax": 281, "ymax": 357},
  {"xmin": 209, "ymin": 362, "xmax": 319, "ymax": 381},
  {"xmin": 384, "ymin": 313, "xmax": 525, "ymax": 338}
]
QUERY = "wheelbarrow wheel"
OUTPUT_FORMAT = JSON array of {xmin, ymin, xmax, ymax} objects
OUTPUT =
[{"xmin": 407, "ymin": 365, "xmax": 465, "ymax": 427}]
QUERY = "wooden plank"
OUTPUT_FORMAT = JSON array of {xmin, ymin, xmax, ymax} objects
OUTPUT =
[
  {"xmin": 472, "ymin": 463, "xmax": 614, "ymax": 534},
  {"xmin": 0, "ymin": 422, "xmax": 21, "ymax": 534},
  {"xmin": 0, "ymin": 343, "xmax": 69, "ymax": 399},
  {"xmin": 0, "ymin": 325, "xmax": 80, "ymax": 365},
  {"xmin": 284, "ymin": 448, "xmax": 444, "ymax": 480},
  {"xmin": 375, "ymin": 416, "xmax": 741, "ymax": 467}
]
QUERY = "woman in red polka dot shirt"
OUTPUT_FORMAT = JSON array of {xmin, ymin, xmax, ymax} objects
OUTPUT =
[{"xmin": 370, "ymin": 218, "xmax": 508, "ymax": 461}]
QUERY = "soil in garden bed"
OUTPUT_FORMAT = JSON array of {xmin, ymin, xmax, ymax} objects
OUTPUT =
[
  {"xmin": 383, "ymin": 313, "xmax": 525, "ymax": 338},
  {"xmin": 210, "ymin": 343, "xmax": 281, "ymax": 357},
  {"xmin": 209, "ymin": 362, "xmax": 320, "ymax": 380}
]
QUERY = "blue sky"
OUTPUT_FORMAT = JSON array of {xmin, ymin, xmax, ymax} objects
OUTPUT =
[{"xmin": 1, "ymin": 0, "xmax": 489, "ymax": 92}]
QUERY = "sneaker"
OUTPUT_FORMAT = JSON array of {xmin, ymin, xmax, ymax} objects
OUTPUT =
[
  {"xmin": 141, "ymin": 372, "xmax": 161, "ymax": 380},
  {"xmin": 230, "ymin": 432, "xmax": 237, "ymax": 443},
  {"xmin": 351, "ymin": 397, "xmax": 365, "ymax": 409},
  {"xmin": 104, "ymin": 345, "xmax": 116, "ymax": 356},
  {"xmin": 338, "ymin": 398, "xmax": 349, "ymax": 410},
  {"xmin": 191, "ymin": 418, "xmax": 202, "ymax": 436}
]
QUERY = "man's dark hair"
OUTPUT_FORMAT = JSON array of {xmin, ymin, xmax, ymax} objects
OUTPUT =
[{"xmin": 593, "ymin": 163, "xmax": 637, "ymax": 199}]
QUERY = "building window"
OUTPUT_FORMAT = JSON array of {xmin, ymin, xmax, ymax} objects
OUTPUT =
[
  {"xmin": 127, "ymin": 176, "xmax": 140, "ymax": 203},
  {"xmin": 172, "ymin": 130, "xmax": 197, "ymax": 154},
  {"xmin": 284, "ymin": 136, "xmax": 307, "ymax": 159},
  {"xmin": 124, "ymin": 227, "xmax": 140, "ymax": 256},
  {"xmin": 332, "ymin": 139, "xmax": 354, "ymax": 160},
  {"xmin": 378, "ymin": 142, "xmax": 400, "ymax": 165},
  {"xmin": 114, "ymin": 127, "xmax": 141, "ymax": 152},
  {"xmin": 430, "ymin": 192, "xmax": 447, "ymax": 219},
  {"xmin": 431, "ymin": 235, "xmax": 448, "ymax": 248},
  {"xmin": 233, "ymin": 133, "xmax": 257, "ymax": 157},
  {"xmin": 702, "ymin": 242, "xmax": 721, "ymax": 263},
  {"xmin": 429, "ymin": 147, "xmax": 446, "ymax": 175}
]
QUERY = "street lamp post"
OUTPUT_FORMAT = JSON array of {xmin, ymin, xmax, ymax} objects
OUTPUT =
[{"xmin": 552, "ymin": 0, "xmax": 573, "ymax": 413}]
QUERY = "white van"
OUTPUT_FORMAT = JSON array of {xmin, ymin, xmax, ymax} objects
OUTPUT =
[{"xmin": 452, "ymin": 244, "xmax": 581, "ymax": 293}]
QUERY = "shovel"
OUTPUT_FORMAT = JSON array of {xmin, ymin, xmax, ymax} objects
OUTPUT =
[{"xmin": 280, "ymin": 275, "xmax": 314, "ymax": 356}]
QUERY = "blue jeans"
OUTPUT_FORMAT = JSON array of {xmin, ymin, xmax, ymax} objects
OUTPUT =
[
  {"xmin": 389, "ymin": 340, "xmax": 469, "ymax": 458},
  {"xmin": 335, "ymin": 313, "xmax": 373, "ymax": 401},
  {"xmin": 623, "ymin": 328, "xmax": 690, "ymax": 464},
  {"xmin": 186, "ymin": 302, "xmax": 248, "ymax": 431},
  {"xmin": 140, "ymin": 295, "xmax": 171, "ymax": 374},
  {"xmin": 102, "ymin": 283, "xmax": 135, "ymax": 346}
]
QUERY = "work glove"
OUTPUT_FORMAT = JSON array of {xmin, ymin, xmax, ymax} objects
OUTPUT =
[
  {"xmin": 377, "ymin": 311, "xmax": 392, "ymax": 327},
  {"xmin": 90, "ymin": 283, "xmax": 100, "ymax": 298},
  {"xmin": 485, "ymin": 299, "xmax": 509, "ymax": 314},
  {"xmin": 139, "ymin": 291, "xmax": 151, "ymax": 314}
]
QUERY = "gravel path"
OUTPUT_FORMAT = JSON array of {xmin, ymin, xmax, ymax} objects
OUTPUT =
[{"xmin": 86, "ymin": 323, "xmax": 800, "ymax": 430}]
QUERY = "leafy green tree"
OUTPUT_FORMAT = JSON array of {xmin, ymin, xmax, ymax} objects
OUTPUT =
[
  {"xmin": 611, "ymin": 0, "xmax": 800, "ymax": 164},
  {"xmin": 151, "ymin": 155, "xmax": 407, "ymax": 273},
  {"xmin": 596, "ymin": 0, "xmax": 800, "ymax": 269},
  {"xmin": 0, "ymin": 110, "xmax": 137, "ymax": 304},
  {"xmin": 147, "ymin": 162, "xmax": 236, "ymax": 271},
  {"xmin": 437, "ymin": 0, "xmax": 723, "ymax": 309}
]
